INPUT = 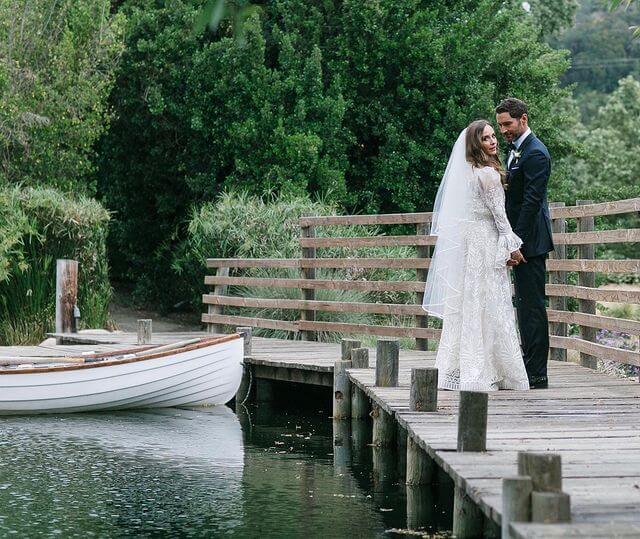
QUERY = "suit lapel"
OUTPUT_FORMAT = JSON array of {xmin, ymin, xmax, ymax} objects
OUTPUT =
[{"xmin": 508, "ymin": 132, "xmax": 536, "ymax": 171}]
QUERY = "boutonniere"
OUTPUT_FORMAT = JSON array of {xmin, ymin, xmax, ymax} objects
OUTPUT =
[{"xmin": 512, "ymin": 149, "xmax": 522, "ymax": 164}]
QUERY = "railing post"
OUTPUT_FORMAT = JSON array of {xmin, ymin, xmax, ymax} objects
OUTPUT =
[
  {"xmin": 549, "ymin": 202, "xmax": 567, "ymax": 361},
  {"xmin": 300, "ymin": 218, "xmax": 316, "ymax": 341},
  {"xmin": 208, "ymin": 266, "xmax": 229, "ymax": 334},
  {"xmin": 577, "ymin": 200, "xmax": 597, "ymax": 369},
  {"xmin": 415, "ymin": 220, "xmax": 431, "ymax": 351},
  {"xmin": 55, "ymin": 259, "xmax": 79, "ymax": 344}
]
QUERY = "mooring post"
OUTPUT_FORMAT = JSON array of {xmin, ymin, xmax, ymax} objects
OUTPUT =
[
  {"xmin": 350, "ymin": 347, "xmax": 369, "ymax": 368},
  {"xmin": 332, "ymin": 419, "xmax": 352, "ymax": 476},
  {"xmin": 235, "ymin": 327, "xmax": 253, "ymax": 408},
  {"xmin": 55, "ymin": 259, "xmax": 79, "ymax": 343},
  {"xmin": 457, "ymin": 391, "xmax": 488, "ymax": 452},
  {"xmin": 350, "ymin": 418, "xmax": 370, "ymax": 466},
  {"xmin": 341, "ymin": 338, "xmax": 361, "ymax": 360},
  {"xmin": 517, "ymin": 452, "xmax": 562, "ymax": 492},
  {"xmin": 397, "ymin": 423, "xmax": 408, "ymax": 480},
  {"xmin": 531, "ymin": 492, "xmax": 571, "ymax": 523},
  {"xmin": 407, "ymin": 484, "xmax": 435, "ymax": 531},
  {"xmin": 410, "ymin": 367, "xmax": 438, "ymax": 412},
  {"xmin": 137, "ymin": 319, "xmax": 152, "ymax": 345},
  {"xmin": 371, "ymin": 404, "xmax": 395, "ymax": 447},
  {"xmin": 333, "ymin": 359, "xmax": 352, "ymax": 419},
  {"xmin": 375, "ymin": 338, "xmax": 399, "ymax": 387},
  {"xmin": 406, "ymin": 435, "xmax": 435, "ymax": 485},
  {"xmin": 350, "ymin": 348, "xmax": 370, "ymax": 419},
  {"xmin": 502, "ymin": 476, "xmax": 533, "ymax": 539},
  {"xmin": 453, "ymin": 390, "xmax": 488, "ymax": 538}
]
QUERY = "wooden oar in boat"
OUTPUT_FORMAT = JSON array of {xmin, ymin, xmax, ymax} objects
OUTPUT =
[{"xmin": 0, "ymin": 337, "xmax": 210, "ymax": 367}]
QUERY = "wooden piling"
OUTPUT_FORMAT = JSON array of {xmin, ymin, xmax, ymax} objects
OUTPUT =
[
  {"xmin": 397, "ymin": 423, "xmax": 408, "ymax": 480},
  {"xmin": 371, "ymin": 404, "xmax": 395, "ymax": 447},
  {"xmin": 406, "ymin": 435, "xmax": 435, "ymax": 485},
  {"xmin": 517, "ymin": 452, "xmax": 562, "ymax": 492},
  {"xmin": 453, "ymin": 486, "xmax": 484, "ymax": 539},
  {"xmin": 457, "ymin": 391, "xmax": 488, "ymax": 452},
  {"xmin": 409, "ymin": 367, "xmax": 438, "ymax": 412},
  {"xmin": 502, "ymin": 476, "xmax": 533, "ymax": 539},
  {"xmin": 351, "ymin": 386, "xmax": 369, "ymax": 419},
  {"xmin": 333, "ymin": 359, "xmax": 352, "ymax": 419},
  {"xmin": 375, "ymin": 339, "xmax": 399, "ymax": 387},
  {"xmin": 350, "ymin": 418, "xmax": 370, "ymax": 466},
  {"xmin": 406, "ymin": 485, "xmax": 435, "ymax": 531},
  {"xmin": 341, "ymin": 338, "xmax": 361, "ymax": 361},
  {"xmin": 236, "ymin": 326, "xmax": 252, "ymax": 356},
  {"xmin": 137, "ymin": 319, "xmax": 152, "ymax": 345},
  {"xmin": 332, "ymin": 419, "xmax": 352, "ymax": 476},
  {"xmin": 531, "ymin": 492, "xmax": 571, "ymax": 523},
  {"xmin": 256, "ymin": 379, "xmax": 274, "ymax": 403},
  {"xmin": 55, "ymin": 259, "xmax": 78, "ymax": 341},
  {"xmin": 350, "ymin": 347, "xmax": 369, "ymax": 369}
]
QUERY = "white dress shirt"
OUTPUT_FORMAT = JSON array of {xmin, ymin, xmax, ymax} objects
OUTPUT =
[{"xmin": 507, "ymin": 127, "xmax": 531, "ymax": 168}]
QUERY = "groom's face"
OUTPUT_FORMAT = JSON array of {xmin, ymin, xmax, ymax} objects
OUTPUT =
[{"xmin": 496, "ymin": 112, "xmax": 528, "ymax": 142}]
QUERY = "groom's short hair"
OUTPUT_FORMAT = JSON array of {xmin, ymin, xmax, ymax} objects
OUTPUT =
[{"xmin": 495, "ymin": 98, "xmax": 528, "ymax": 119}]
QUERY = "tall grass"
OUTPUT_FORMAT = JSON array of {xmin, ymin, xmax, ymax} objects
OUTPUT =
[{"xmin": 0, "ymin": 186, "xmax": 112, "ymax": 345}]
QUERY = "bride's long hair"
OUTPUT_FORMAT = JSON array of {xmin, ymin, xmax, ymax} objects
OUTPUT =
[{"xmin": 465, "ymin": 119, "xmax": 506, "ymax": 184}]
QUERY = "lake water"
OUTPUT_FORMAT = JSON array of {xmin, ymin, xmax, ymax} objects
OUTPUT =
[{"xmin": 0, "ymin": 386, "xmax": 453, "ymax": 538}]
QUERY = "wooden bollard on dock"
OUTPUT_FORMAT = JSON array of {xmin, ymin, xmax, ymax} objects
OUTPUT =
[
  {"xmin": 517, "ymin": 452, "xmax": 562, "ymax": 492},
  {"xmin": 341, "ymin": 338, "xmax": 361, "ymax": 361},
  {"xmin": 55, "ymin": 259, "xmax": 79, "ymax": 342},
  {"xmin": 453, "ymin": 391, "xmax": 488, "ymax": 538},
  {"xmin": 501, "ymin": 476, "xmax": 533, "ymax": 539},
  {"xmin": 350, "ymin": 347, "xmax": 369, "ymax": 369},
  {"xmin": 531, "ymin": 492, "xmax": 571, "ymax": 523},
  {"xmin": 137, "ymin": 319, "xmax": 152, "ymax": 345},
  {"xmin": 236, "ymin": 326, "xmax": 252, "ymax": 356},
  {"xmin": 371, "ymin": 404, "xmax": 395, "ymax": 447},
  {"xmin": 375, "ymin": 339, "xmax": 399, "ymax": 387},
  {"xmin": 235, "ymin": 327, "xmax": 253, "ymax": 407},
  {"xmin": 333, "ymin": 359, "xmax": 352, "ymax": 419},
  {"xmin": 457, "ymin": 391, "xmax": 488, "ymax": 452},
  {"xmin": 350, "ymin": 348, "xmax": 370, "ymax": 419},
  {"xmin": 410, "ymin": 367, "xmax": 438, "ymax": 412}
]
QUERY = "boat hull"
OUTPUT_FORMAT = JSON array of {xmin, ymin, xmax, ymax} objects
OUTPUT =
[{"xmin": 0, "ymin": 337, "xmax": 243, "ymax": 415}]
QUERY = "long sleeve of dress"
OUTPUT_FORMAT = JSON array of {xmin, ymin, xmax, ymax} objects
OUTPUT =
[{"xmin": 477, "ymin": 167, "xmax": 522, "ymax": 267}]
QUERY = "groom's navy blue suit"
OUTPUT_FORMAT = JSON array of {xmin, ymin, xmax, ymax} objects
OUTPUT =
[{"xmin": 505, "ymin": 132, "xmax": 554, "ymax": 386}]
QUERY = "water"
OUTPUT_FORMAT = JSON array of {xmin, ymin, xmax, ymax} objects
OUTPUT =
[{"xmin": 0, "ymin": 388, "xmax": 452, "ymax": 538}]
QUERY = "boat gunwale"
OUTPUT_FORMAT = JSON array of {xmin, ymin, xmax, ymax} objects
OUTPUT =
[{"xmin": 0, "ymin": 334, "xmax": 241, "ymax": 376}]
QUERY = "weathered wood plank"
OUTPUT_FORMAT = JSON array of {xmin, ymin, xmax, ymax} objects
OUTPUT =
[
  {"xmin": 547, "ymin": 258, "xmax": 640, "ymax": 273},
  {"xmin": 299, "ymin": 212, "xmax": 433, "ymax": 226},
  {"xmin": 300, "ymin": 235, "xmax": 436, "ymax": 248},
  {"xmin": 298, "ymin": 320, "xmax": 440, "ymax": 339},
  {"xmin": 202, "ymin": 295, "xmax": 427, "ymax": 316},
  {"xmin": 204, "ymin": 275, "xmax": 426, "ymax": 292},
  {"xmin": 546, "ymin": 284, "xmax": 640, "ymax": 303},
  {"xmin": 549, "ymin": 336, "xmax": 640, "ymax": 366},
  {"xmin": 201, "ymin": 313, "xmax": 299, "ymax": 332},
  {"xmin": 547, "ymin": 309, "xmax": 640, "ymax": 335},
  {"xmin": 553, "ymin": 228, "xmax": 640, "ymax": 245},
  {"xmin": 550, "ymin": 197, "xmax": 640, "ymax": 219}
]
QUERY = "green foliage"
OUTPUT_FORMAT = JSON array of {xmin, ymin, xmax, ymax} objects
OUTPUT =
[
  {"xmin": 0, "ymin": 0, "xmax": 124, "ymax": 194},
  {"xmin": 0, "ymin": 186, "xmax": 112, "ymax": 344},
  {"xmin": 100, "ymin": 0, "xmax": 573, "ymax": 306}
]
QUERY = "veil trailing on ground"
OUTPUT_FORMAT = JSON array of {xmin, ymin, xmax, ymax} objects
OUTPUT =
[{"xmin": 422, "ymin": 128, "xmax": 475, "ymax": 319}]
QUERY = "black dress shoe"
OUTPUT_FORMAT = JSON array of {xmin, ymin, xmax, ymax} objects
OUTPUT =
[{"xmin": 528, "ymin": 377, "xmax": 548, "ymax": 389}]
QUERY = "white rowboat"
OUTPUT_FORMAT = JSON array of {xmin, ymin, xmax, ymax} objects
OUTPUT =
[{"xmin": 0, "ymin": 334, "xmax": 243, "ymax": 415}]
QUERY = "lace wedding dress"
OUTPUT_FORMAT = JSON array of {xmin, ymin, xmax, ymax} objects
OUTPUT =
[{"xmin": 434, "ymin": 166, "xmax": 530, "ymax": 391}]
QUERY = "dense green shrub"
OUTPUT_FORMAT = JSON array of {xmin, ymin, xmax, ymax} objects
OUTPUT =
[
  {"xmin": 100, "ymin": 0, "xmax": 574, "ymax": 305},
  {"xmin": 0, "ymin": 0, "xmax": 124, "ymax": 194},
  {"xmin": 0, "ymin": 187, "xmax": 111, "ymax": 344}
]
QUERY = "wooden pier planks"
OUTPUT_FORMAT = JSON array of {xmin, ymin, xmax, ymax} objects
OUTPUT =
[{"xmin": 6, "ymin": 332, "xmax": 640, "ymax": 537}]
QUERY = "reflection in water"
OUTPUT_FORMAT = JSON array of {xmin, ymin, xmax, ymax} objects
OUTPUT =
[{"xmin": 0, "ymin": 386, "xmax": 452, "ymax": 538}]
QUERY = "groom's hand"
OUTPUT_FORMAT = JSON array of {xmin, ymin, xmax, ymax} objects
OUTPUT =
[{"xmin": 509, "ymin": 249, "xmax": 527, "ymax": 266}]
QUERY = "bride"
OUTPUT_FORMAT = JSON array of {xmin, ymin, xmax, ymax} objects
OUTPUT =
[{"xmin": 422, "ymin": 120, "xmax": 530, "ymax": 391}]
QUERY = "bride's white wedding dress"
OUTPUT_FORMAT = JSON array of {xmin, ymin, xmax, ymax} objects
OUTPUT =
[{"xmin": 434, "ymin": 166, "xmax": 530, "ymax": 391}]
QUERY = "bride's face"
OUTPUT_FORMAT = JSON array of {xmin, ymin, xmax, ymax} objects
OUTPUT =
[{"xmin": 480, "ymin": 125, "xmax": 498, "ymax": 156}]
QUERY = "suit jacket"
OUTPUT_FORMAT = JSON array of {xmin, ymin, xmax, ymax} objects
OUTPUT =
[{"xmin": 505, "ymin": 132, "xmax": 554, "ymax": 258}]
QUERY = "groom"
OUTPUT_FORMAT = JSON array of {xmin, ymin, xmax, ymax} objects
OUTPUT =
[{"xmin": 495, "ymin": 98, "xmax": 554, "ymax": 389}]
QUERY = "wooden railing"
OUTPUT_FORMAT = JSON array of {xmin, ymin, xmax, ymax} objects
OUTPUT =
[{"xmin": 203, "ymin": 197, "xmax": 640, "ymax": 370}]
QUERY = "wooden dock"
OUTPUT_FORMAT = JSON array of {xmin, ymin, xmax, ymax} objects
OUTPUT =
[{"xmin": 4, "ymin": 330, "xmax": 640, "ymax": 538}]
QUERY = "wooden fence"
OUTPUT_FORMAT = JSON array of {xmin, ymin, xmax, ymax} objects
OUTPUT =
[{"xmin": 202, "ymin": 198, "xmax": 640, "ymax": 370}]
